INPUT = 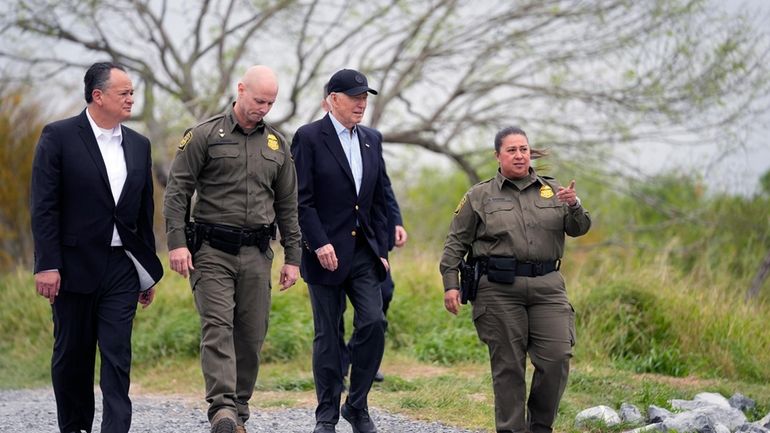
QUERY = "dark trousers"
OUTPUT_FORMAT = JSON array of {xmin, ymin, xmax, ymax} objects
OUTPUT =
[
  {"xmin": 308, "ymin": 240, "xmax": 386, "ymax": 424},
  {"xmin": 51, "ymin": 248, "xmax": 139, "ymax": 433},
  {"xmin": 340, "ymin": 270, "xmax": 393, "ymax": 375}
]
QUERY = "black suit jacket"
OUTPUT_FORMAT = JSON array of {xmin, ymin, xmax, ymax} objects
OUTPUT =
[
  {"xmin": 359, "ymin": 125, "xmax": 404, "ymax": 251},
  {"xmin": 292, "ymin": 114, "xmax": 389, "ymax": 285},
  {"xmin": 31, "ymin": 109, "xmax": 163, "ymax": 293}
]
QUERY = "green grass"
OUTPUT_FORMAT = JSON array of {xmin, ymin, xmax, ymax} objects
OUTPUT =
[{"xmin": 3, "ymin": 244, "xmax": 770, "ymax": 432}]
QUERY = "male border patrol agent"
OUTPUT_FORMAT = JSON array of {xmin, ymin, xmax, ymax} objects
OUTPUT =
[
  {"xmin": 164, "ymin": 65, "xmax": 301, "ymax": 433},
  {"xmin": 440, "ymin": 126, "xmax": 590, "ymax": 433}
]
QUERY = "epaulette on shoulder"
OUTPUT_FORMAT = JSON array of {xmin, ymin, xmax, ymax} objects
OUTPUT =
[
  {"xmin": 540, "ymin": 174, "xmax": 556, "ymax": 180},
  {"xmin": 465, "ymin": 177, "xmax": 494, "ymax": 196},
  {"xmin": 195, "ymin": 113, "xmax": 226, "ymax": 129},
  {"xmin": 473, "ymin": 177, "xmax": 494, "ymax": 188}
]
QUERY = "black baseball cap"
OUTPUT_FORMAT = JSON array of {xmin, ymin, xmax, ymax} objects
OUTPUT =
[{"xmin": 326, "ymin": 69, "xmax": 378, "ymax": 96}]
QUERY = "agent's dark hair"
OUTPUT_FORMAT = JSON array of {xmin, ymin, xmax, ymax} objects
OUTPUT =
[
  {"xmin": 494, "ymin": 126, "xmax": 548, "ymax": 159},
  {"xmin": 494, "ymin": 126, "xmax": 528, "ymax": 153},
  {"xmin": 84, "ymin": 62, "xmax": 125, "ymax": 103}
]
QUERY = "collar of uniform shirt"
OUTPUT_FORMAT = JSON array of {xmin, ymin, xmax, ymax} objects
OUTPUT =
[
  {"xmin": 226, "ymin": 104, "xmax": 265, "ymax": 135},
  {"xmin": 496, "ymin": 169, "xmax": 537, "ymax": 191}
]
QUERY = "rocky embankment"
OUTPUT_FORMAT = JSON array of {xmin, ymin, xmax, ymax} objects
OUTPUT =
[{"xmin": 575, "ymin": 392, "xmax": 770, "ymax": 433}]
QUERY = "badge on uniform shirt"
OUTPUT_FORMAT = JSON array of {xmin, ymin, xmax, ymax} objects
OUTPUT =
[
  {"xmin": 540, "ymin": 184, "xmax": 554, "ymax": 198},
  {"xmin": 178, "ymin": 130, "xmax": 193, "ymax": 150},
  {"xmin": 267, "ymin": 133, "xmax": 279, "ymax": 150},
  {"xmin": 218, "ymin": 128, "xmax": 225, "ymax": 138},
  {"xmin": 453, "ymin": 194, "xmax": 467, "ymax": 214}
]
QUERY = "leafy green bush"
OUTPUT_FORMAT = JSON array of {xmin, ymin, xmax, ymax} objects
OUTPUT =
[
  {"xmin": 259, "ymin": 286, "xmax": 314, "ymax": 363},
  {"xmin": 577, "ymin": 280, "xmax": 688, "ymax": 376},
  {"xmin": 132, "ymin": 305, "xmax": 200, "ymax": 363},
  {"xmin": 412, "ymin": 319, "xmax": 488, "ymax": 365}
]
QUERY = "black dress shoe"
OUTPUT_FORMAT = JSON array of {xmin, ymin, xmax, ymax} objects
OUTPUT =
[
  {"xmin": 341, "ymin": 402, "xmax": 377, "ymax": 433},
  {"xmin": 373, "ymin": 370, "xmax": 384, "ymax": 382},
  {"xmin": 313, "ymin": 421, "xmax": 336, "ymax": 433}
]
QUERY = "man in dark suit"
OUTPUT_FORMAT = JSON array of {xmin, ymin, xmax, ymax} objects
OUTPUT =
[
  {"xmin": 292, "ymin": 69, "xmax": 389, "ymax": 433},
  {"xmin": 30, "ymin": 62, "xmax": 163, "ymax": 433},
  {"xmin": 320, "ymin": 90, "xmax": 408, "ymax": 384}
]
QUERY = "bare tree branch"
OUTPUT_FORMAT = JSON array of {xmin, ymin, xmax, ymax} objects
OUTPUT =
[{"xmin": 0, "ymin": 0, "xmax": 767, "ymax": 185}]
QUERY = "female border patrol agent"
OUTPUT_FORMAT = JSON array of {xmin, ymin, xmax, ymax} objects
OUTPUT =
[{"xmin": 439, "ymin": 126, "xmax": 591, "ymax": 433}]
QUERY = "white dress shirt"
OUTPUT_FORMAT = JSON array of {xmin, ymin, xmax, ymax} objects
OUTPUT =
[
  {"xmin": 329, "ymin": 112, "xmax": 363, "ymax": 195},
  {"xmin": 86, "ymin": 107, "xmax": 126, "ymax": 247}
]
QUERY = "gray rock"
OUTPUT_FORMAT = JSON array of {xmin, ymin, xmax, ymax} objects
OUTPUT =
[
  {"xmin": 661, "ymin": 405, "xmax": 747, "ymax": 433},
  {"xmin": 662, "ymin": 409, "xmax": 717, "ymax": 433},
  {"xmin": 620, "ymin": 402, "xmax": 644, "ymax": 425},
  {"xmin": 730, "ymin": 393, "xmax": 756, "ymax": 412},
  {"xmin": 756, "ymin": 412, "xmax": 770, "ymax": 429},
  {"xmin": 736, "ymin": 423, "xmax": 770, "ymax": 433},
  {"xmin": 648, "ymin": 405, "xmax": 674, "ymax": 423},
  {"xmin": 670, "ymin": 392, "xmax": 732, "ymax": 411},
  {"xmin": 575, "ymin": 405, "xmax": 622, "ymax": 427},
  {"xmin": 715, "ymin": 423, "xmax": 732, "ymax": 433},
  {"xmin": 622, "ymin": 423, "xmax": 665, "ymax": 433}
]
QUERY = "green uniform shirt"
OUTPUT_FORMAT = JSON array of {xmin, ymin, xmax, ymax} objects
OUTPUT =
[
  {"xmin": 440, "ymin": 169, "xmax": 591, "ymax": 290},
  {"xmin": 163, "ymin": 104, "xmax": 301, "ymax": 265}
]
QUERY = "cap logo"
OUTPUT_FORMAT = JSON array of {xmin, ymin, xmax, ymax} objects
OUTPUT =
[{"xmin": 355, "ymin": 74, "xmax": 364, "ymax": 83}]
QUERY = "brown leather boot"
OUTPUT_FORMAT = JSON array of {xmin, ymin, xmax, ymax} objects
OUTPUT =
[{"xmin": 210, "ymin": 409, "xmax": 237, "ymax": 433}]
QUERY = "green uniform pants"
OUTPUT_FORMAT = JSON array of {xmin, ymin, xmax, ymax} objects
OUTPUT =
[
  {"xmin": 190, "ymin": 242, "xmax": 273, "ymax": 424},
  {"xmin": 472, "ymin": 271, "xmax": 575, "ymax": 433}
]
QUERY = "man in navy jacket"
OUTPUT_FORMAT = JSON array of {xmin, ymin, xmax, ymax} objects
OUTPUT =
[
  {"xmin": 292, "ymin": 69, "xmax": 389, "ymax": 433},
  {"xmin": 30, "ymin": 62, "xmax": 163, "ymax": 433}
]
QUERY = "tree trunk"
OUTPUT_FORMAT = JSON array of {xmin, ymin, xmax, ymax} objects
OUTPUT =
[{"xmin": 746, "ymin": 248, "xmax": 770, "ymax": 302}]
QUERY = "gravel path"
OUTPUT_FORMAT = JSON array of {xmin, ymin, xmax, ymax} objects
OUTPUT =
[{"xmin": 0, "ymin": 388, "xmax": 485, "ymax": 433}]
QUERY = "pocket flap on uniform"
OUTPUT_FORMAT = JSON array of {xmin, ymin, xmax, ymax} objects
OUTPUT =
[
  {"xmin": 207, "ymin": 144, "xmax": 240, "ymax": 158},
  {"xmin": 483, "ymin": 198, "xmax": 514, "ymax": 213},
  {"xmin": 260, "ymin": 146, "xmax": 285, "ymax": 164},
  {"xmin": 472, "ymin": 304, "xmax": 487, "ymax": 321},
  {"xmin": 189, "ymin": 270, "xmax": 202, "ymax": 291}
]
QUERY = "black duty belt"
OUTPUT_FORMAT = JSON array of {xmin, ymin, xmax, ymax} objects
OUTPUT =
[
  {"xmin": 193, "ymin": 222, "xmax": 276, "ymax": 254},
  {"xmin": 476, "ymin": 256, "xmax": 560, "ymax": 278}
]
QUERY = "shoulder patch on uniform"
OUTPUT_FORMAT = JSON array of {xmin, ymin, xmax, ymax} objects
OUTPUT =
[
  {"xmin": 267, "ymin": 133, "xmax": 279, "ymax": 150},
  {"xmin": 178, "ymin": 129, "xmax": 193, "ymax": 150},
  {"xmin": 453, "ymin": 194, "xmax": 468, "ymax": 215}
]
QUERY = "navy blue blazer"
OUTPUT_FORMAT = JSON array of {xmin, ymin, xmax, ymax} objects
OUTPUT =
[
  {"xmin": 292, "ymin": 114, "xmax": 389, "ymax": 285},
  {"xmin": 31, "ymin": 109, "xmax": 163, "ymax": 293},
  {"xmin": 359, "ymin": 124, "xmax": 403, "ymax": 251}
]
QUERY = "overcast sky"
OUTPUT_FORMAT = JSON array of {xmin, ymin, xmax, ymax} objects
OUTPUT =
[
  {"xmin": 631, "ymin": 0, "xmax": 770, "ymax": 195},
  {"xmin": 3, "ymin": 1, "xmax": 767, "ymax": 195}
]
